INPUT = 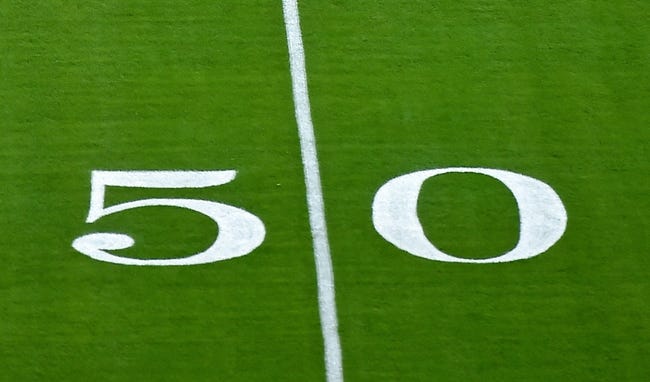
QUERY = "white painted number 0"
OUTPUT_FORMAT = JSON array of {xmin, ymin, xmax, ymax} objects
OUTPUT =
[
  {"xmin": 72, "ymin": 170, "xmax": 266, "ymax": 266},
  {"xmin": 372, "ymin": 167, "xmax": 568, "ymax": 263}
]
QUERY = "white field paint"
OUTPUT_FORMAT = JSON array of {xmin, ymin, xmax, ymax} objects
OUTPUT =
[
  {"xmin": 72, "ymin": 170, "xmax": 265, "ymax": 265},
  {"xmin": 282, "ymin": 1, "xmax": 344, "ymax": 381},
  {"xmin": 373, "ymin": 168, "xmax": 567, "ymax": 263}
]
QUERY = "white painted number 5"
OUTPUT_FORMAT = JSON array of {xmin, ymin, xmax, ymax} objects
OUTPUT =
[{"xmin": 72, "ymin": 170, "xmax": 266, "ymax": 266}]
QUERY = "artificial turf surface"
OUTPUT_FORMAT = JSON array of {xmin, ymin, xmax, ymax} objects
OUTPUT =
[{"xmin": 1, "ymin": 1, "xmax": 648, "ymax": 381}]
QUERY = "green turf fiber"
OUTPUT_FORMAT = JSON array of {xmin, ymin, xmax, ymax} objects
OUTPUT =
[
  {"xmin": 1, "ymin": 0, "xmax": 648, "ymax": 381},
  {"xmin": 1, "ymin": 1, "xmax": 325, "ymax": 381},
  {"xmin": 302, "ymin": 0, "xmax": 649, "ymax": 381}
]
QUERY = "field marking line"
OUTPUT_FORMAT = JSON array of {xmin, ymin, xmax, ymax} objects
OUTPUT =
[{"xmin": 281, "ymin": 1, "xmax": 344, "ymax": 381}]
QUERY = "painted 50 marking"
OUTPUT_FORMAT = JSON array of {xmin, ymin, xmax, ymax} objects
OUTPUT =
[
  {"xmin": 72, "ymin": 167, "xmax": 567, "ymax": 265},
  {"xmin": 64, "ymin": 2, "xmax": 571, "ymax": 382}
]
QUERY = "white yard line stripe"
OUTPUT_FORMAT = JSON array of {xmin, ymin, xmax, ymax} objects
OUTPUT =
[{"xmin": 281, "ymin": 1, "xmax": 344, "ymax": 381}]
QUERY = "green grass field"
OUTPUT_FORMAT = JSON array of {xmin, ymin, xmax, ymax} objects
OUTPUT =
[{"xmin": 1, "ymin": 1, "xmax": 648, "ymax": 381}]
